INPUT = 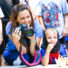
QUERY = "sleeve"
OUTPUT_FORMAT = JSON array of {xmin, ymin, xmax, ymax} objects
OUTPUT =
[
  {"xmin": 41, "ymin": 49, "xmax": 46, "ymax": 59},
  {"xmin": 64, "ymin": 35, "xmax": 68, "ymax": 41},
  {"xmin": 0, "ymin": 7, "xmax": 4, "ymax": 18},
  {"xmin": 29, "ymin": 0, "xmax": 42, "ymax": 16},
  {"xmin": 34, "ymin": 20, "xmax": 43, "ymax": 38},
  {"xmin": 6, "ymin": 21, "xmax": 12, "ymax": 35},
  {"xmin": 59, "ymin": 45, "xmax": 67, "ymax": 57},
  {"xmin": 61, "ymin": 0, "xmax": 68, "ymax": 14}
]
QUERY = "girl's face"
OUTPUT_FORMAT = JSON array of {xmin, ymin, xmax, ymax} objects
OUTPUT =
[
  {"xmin": 17, "ymin": 9, "xmax": 31, "ymax": 27},
  {"xmin": 46, "ymin": 30, "xmax": 58, "ymax": 46}
]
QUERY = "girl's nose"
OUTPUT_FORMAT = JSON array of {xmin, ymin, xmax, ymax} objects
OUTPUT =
[{"xmin": 51, "ymin": 38, "xmax": 54, "ymax": 41}]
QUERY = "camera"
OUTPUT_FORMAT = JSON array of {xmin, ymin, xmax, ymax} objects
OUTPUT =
[{"xmin": 19, "ymin": 24, "xmax": 34, "ymax": 37}]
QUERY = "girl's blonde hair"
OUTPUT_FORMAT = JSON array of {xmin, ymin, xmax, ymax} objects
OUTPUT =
[{"xmin": 45, "ymin": 28, "xmax": 57, "ymax": 36}]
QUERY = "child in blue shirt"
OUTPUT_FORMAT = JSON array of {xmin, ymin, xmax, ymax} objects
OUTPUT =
[{"xmin": 41, "ymin": 28, "xmax": 67, "ymax": 66}]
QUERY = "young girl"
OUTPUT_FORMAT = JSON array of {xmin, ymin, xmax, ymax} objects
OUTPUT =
[
  {"xmin": 41, "ymin": 28, "xmax": 67, "ymax": 66},
  {"xmin": 3, "ymin": 4, "xmax": 43, "ymax": 65}
]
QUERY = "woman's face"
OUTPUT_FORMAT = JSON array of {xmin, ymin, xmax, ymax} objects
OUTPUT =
[
  {"xmin": 17, "ymin": 9, "xmax": 31, "ymax": 27},
  {"xmin": 46, "ymin": 30, "xmax": 58, "ymax": 46}
]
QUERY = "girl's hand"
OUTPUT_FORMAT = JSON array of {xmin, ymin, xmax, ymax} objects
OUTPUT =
[
  {"xmin": 55, "ymin": 55, "xmax": 66, "ymax": 67},
  {"xmin": 46, "ymin": 44, "xmax": 54, "ymax": 53},
  {"xmin": 12, "ymin": 27, "xmax": 21, "ymax": 44}
]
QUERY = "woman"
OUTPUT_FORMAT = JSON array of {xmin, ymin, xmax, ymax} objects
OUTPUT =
[
  {"xmin": 3, "ymin": 4, "xmax": 43, "ymax": 65},
  {"xmin": 41, "ymin": 28, "xmax": 67, "ymax": 66}
]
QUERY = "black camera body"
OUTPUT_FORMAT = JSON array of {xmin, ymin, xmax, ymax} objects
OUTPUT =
[{"xmin": 19, "ymin": 24, "xmax": 34, "ymax": 37}]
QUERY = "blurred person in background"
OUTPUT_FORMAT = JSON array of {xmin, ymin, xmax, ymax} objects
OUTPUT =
[
  {"xmin": 0, "ymin": 6, "xmax": 4, "ymax": 66},
  {"xmin": 0, "ymin": 0, "xmax": 19, "ymax": 46}
]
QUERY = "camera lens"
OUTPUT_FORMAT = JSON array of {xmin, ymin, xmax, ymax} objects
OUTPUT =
[
  {"xmin": 27, "ymin": 29, "xmax": 34, "ymax": 36},
  {"xmin": 19, "ymin": 24, "xmax": 34, "ymax": 37}
]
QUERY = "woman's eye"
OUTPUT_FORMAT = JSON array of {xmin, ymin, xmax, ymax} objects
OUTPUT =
[
  {"xmin": 21, "ymin": 17, "xmax": 25, "ymax": 20},
  {"xmin": 27, "ymin": 16, "xmax": 30, "ymax": 18}
]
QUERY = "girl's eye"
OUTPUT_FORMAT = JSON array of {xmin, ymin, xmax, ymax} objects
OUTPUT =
[
  {"xmin": 48, "ymin": 37, "xmax": 51, "ymax": 39},
  {"xmin": 54, "ymin": 36, "xmax": 57, "ymax": 39}
]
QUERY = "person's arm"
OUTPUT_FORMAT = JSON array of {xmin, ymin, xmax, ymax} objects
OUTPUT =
[
  {"xmin": 0, "ymin": 19, "xmax": 3, "ymax": 45},
  {"xmin": 34, "ymin": 17, "xmax": 45, "ymax": 47},
  {"xmin": 42, "ymin": 44, "xmax": 54, "ymax": 66},
  {"xmin": 29, "ymin": 0, "xmax": 45, "ymax": 31},
  {"xmin": 27, "ymin": 34, "xmax": 36, "ymax": 56},
  {"xmin": 59, "ymin": 45, "xmax": 67, "ymax": 57},
  {"xmin": 37, "ymin": 16, "xmax": 45, "ymax": 31},
  {"xmin": 36, "ymin": 37, "xmax": 42, "ymax": 47},
  {"xmin": 63, "ymin": 13, "xmax": 68, "ymax": 36},
  {"xmin": 11, "ymin": 28, "xmax": 27, "ymax": 54},
  {"xmin": 62, "ymin": 0, "xmax": 68, "ymax": 36},
  {"xmin": 34, "ymin": 20, "xmax": 43, "ymax": 46},
  {"xmin": 42, "ymin": 49, "xmax": 50, "ymax": 66}
]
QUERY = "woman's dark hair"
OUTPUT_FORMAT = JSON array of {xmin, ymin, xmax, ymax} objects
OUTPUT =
[
  {"xmin": 41, "ymin": 28, "xmax": 60, "ymax": 53},
  {"xmin": 10, "ymin": 4, "xmax": 34, "ymax": 31},
  {"xmin": 10, "ymin": 4, "xmax": 34, "ymax": 54}
]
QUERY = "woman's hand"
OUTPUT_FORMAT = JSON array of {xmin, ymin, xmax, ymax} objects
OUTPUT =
[
  {"xmin": 12, "ymin": 27, "xmax": 22, "ymax": 51},
  {"xmin": 27, "ymin": 34, "xmax": 36, "ymax": 42},
  {"xmin": 12, "ymin": 27, "xmax": 21, "ymax": 44}
]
